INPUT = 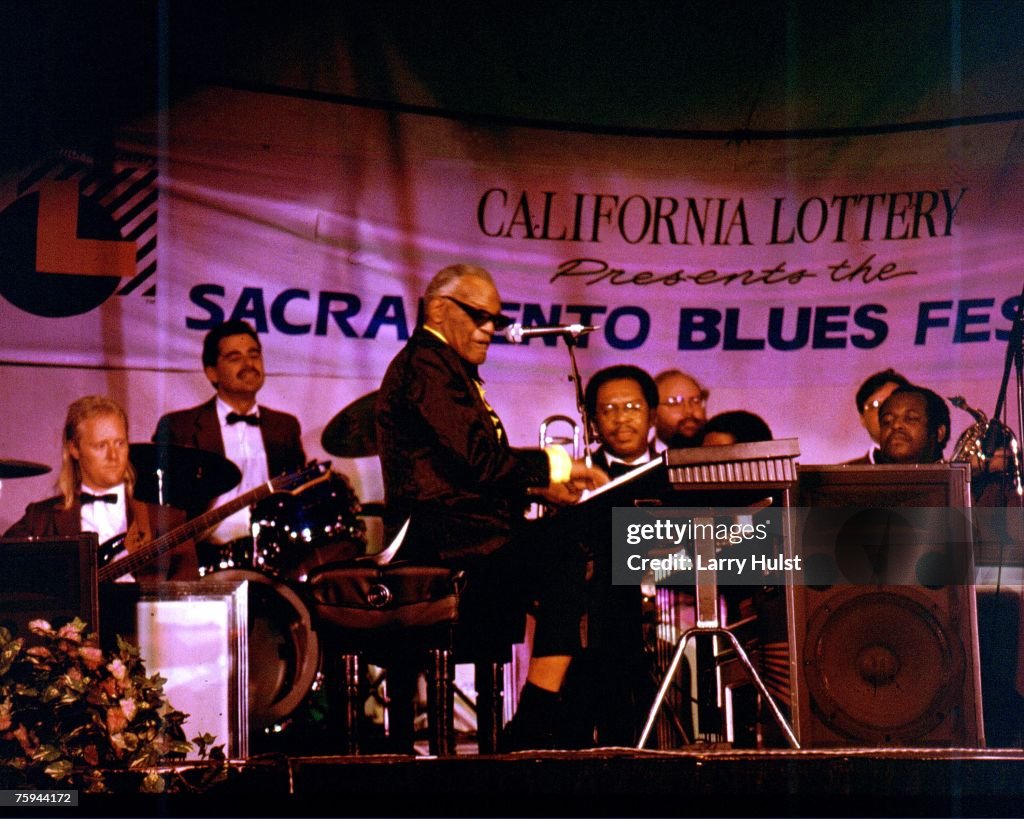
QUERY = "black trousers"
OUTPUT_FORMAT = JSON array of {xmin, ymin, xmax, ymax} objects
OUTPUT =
[{"xmin": 402, "ymin": 515, "xmax": 589, "ymax": 658}]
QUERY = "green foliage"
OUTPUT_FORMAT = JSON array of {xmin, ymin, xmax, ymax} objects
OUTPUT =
[{"xmin": 0, "ymin": 619, "xmax": 225, "ymax": 793}]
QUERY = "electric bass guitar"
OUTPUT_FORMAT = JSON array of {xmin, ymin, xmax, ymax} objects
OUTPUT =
[{"xmin": 98, "ymin": 461, "xmax": 333, "ymax": 582}]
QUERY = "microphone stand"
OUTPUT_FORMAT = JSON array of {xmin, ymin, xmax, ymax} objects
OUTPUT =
[
  {"xmin": 984, "ymin": 280, "xmax": 1024, "ymax": 463},
  {"xmin": 563, "ymin": 334, "xmax": 594, "ymax": 466},
  {"xmin": 979, "ymin": 281, "xmax": 1024, "ymax": 617}
]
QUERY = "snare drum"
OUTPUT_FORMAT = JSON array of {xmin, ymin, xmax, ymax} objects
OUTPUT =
[
  {"xmin": 201, "ymin": 568, "xmax": 320, "ymax": 740},
  {"xmin": 251, "ymin": 472, "xmax": 367, "ymax": 579}
]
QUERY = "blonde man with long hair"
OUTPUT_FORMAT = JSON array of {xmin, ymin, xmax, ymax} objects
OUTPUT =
[
  {"xmin": 5, "ymin": 396, "xmax": 192, "ymax": 580},
  {"xmin": 55, "ymin": 396, "xmax": 135, "ymax": 509}
]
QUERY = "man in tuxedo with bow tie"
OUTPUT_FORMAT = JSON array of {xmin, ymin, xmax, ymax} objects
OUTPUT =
[
  {"xmin": 6, "ymin": 395, "xmax": 134, "ymax": 544},
  {"xmin": 153, "ymin": 320, "xmax": 306, "ymax": 547},
  {"xmin": 4, "ymin": 395, "xmax": 193, "ymax": 580},
  {"xmin": 585, "ymin": 364, "xmax": 660, "ymax": 478},
  {"xmin": 560, "ymin": 365, "xmax": 662, "ymax": 745}
]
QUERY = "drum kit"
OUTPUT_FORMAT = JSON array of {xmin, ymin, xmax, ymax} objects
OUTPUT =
[
  {"xmin": 127, "ymin": 444, "xmax": 368, "ymax": 741},
  {"xmin": 1, "ymin": 392, "xmax": 380, "ymax": 746}
]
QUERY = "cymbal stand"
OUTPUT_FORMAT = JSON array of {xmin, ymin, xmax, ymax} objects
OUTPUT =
[{"xmin": 637, "ymin": 512, "xmax": 801, "ymax": 750}]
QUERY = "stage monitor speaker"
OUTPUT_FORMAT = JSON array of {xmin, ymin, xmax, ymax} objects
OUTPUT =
[
  {"xmin": 790, "ymin": 464, "xmax": 984, "ymax": 748},
  {"xmin": 0, "ymin": 535, "xmax": 99, "ymax": 639}
]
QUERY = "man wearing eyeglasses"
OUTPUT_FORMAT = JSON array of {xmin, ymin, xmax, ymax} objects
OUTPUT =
[
  {"xmin": 584, "ymin": 365, "xmax": 660, "ymax": 478},
  {"xmin": 653, "ymin": 369, "xmax": 709, "ymax": 449},
  {"xmin": 376, "ymin": 263, "xmax": 608, "ymax": 750},
  {"xmin": 558, "ymin": 364, "xmax": 663, "ymax": 746},
  {"xmin": 152, "ymin": 319, "xmax": 307, "ymax": 546},
  {"xmin": 847, "ymin": 368, "xmax": 911, "ymax": 464}
]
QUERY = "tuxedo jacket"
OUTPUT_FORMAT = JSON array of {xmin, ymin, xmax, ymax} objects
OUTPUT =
[
  {"xmin": 376, "ymin": 328, "xmax": 550, "ymax": 561},
  {"xmin": 555, "ymin": 445, "xmax": 671, "ymax": 624},
  {"xmin": 2, "ymin": 494, "xmax": 195, "ymax": 580},
  {"xmin": 152, "ymin": 397, "xmax": 306, "ymax": 479},
  {"xmin": 3, "ymin": 495, "xmax": 80, "ymax": 539}
]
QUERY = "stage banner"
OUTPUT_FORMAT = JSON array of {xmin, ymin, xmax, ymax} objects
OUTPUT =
[{"xmin": 1, "ymin": 85, "xmax": 1021, "ymax": 392}]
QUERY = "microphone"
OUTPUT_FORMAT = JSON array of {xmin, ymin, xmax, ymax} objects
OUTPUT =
[{"xmin": 502, "ymin": 323, "xmax": 599, "ymax": 344}]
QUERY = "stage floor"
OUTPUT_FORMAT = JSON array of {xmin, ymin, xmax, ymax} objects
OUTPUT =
[{"xmin": 71, "ymin": 745, "xmax": 1024, "ymax": 818}]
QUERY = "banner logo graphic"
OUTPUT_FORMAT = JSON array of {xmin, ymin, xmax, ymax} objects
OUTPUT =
[{"xmin": 0, "ymin": 158, "xmax": 157, "ymax": 317}]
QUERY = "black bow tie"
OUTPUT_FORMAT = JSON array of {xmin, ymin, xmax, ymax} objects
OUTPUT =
[
  {"xmin": 226, "ymin": 412, "xmax": 260, "ymax": 426},
  {"xmin": 606, "ymin": 461, "xmax": 638, "ymax": 479},
  {"xmin": 80, "ymin": 492, "xmax": 118, "ymax": 505}
]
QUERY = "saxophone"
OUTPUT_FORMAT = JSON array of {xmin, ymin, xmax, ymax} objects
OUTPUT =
[{"xmin": 948, "ymin": 395, "xmax": 1024, "ymax": 496}]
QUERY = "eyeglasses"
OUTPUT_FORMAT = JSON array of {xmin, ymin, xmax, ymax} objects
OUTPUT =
[
  {"xmin": 444, "ymin": 296, "xmax": 513, "ymax": 330},
  {"xmin": 862, "ymin": 399, "xmax": 885, "ymax": 413},
  {"xmin": 663, "ymin": 394, "xmax": 707, "ymax": 408},
  {"xmin": 597, "ymin": 401, "xmax": 648, "ymax": 419}
]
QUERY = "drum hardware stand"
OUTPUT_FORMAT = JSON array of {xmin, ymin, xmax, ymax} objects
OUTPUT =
[{"xmin": 637, "ymin": 513, "xmax": 801, "ymax": 750}]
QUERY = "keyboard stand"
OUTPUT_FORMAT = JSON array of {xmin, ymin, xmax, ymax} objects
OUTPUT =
[{"xmin": 637, "ymin": 440, "xmax": 803, "ymax": 750}]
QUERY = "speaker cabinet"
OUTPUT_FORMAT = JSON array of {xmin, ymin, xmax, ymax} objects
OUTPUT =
[
  {"xmin": 0, "ymin": 535, "xmax": 99, "ymax": 639},
  {"xmin": 791, "ymin": 464, "xmax": 984, "ymax": 747}
]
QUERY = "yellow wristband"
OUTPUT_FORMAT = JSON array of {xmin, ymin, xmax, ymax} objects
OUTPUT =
[{"xmin": 545, "ymin": 445, "xmax": 573, "ymax": 483}]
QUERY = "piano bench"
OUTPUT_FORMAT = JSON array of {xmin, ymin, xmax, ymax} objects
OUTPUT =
[{"xmin": 307, "ymin": 561, "xmax": 514, "ymax": 755}]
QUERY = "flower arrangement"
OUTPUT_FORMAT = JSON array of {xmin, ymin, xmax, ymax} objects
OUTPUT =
[{"xmin": 0, "ymin": 618, "xmax": 223, "ymax": 794}]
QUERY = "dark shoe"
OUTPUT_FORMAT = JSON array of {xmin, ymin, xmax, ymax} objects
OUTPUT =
[
  {"xmin": 495, "ymin": 682, "xmax": 561, "ymax": 752},
  {"xmin": 496, "ymin": 712, "xmax": 557, "ymax": 752}
]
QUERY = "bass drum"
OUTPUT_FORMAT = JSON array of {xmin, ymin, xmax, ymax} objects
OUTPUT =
[
  {"xmin": 251, "ymin": 472, "xmax": 367, "ymax": 580},
  {"xmin": 202, "ymin": 568, "xmax": 320, "ymax": 743}
]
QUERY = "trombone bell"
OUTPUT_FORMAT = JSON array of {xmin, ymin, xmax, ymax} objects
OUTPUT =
[{"xmin": 539, "ymin": 414, "xmax": 582, "ymax": 460}]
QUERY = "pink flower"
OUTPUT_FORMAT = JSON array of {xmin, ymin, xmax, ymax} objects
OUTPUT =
[
  {"xmin": 106, "ymin": 705, "xmax": 128, "ymax": 735},
  {"xmin": 25, "ymin": 646, "xmax": 54, "ymax": 662},
  {"xmin": 119, "ymin": 698, "xmax": 136, "ymax": 722},
  {"xmin": 56, "ymin": 623, "xmax": 82, "ymax": 643},
  {"xmin": 106, "ymin": 658, "xmax": 127, "ymax": 681},
  {"xmin": 28, "ymin": 619, "xmax": 52, "ymax": 635},
  {"xmin": 78, "ymin": 646, "xmax": 104, "ymax": 670}
]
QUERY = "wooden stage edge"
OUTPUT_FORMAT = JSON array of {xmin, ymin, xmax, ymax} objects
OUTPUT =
[{"xmin": 73, "ymin": 746, "xmax": 1024, "ymax": 818}]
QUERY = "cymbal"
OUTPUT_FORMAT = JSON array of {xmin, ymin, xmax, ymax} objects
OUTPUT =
[
  {"xmin": 130, "ymin": 443, "xmax": 242, "ymax": 509},
  {"xmin": 0, "ymin": 459, "xmax": 52, "ymax": 479},
  {"xmin": 322, "ymin": 391, "xmax": 379, "ymax": 458}
]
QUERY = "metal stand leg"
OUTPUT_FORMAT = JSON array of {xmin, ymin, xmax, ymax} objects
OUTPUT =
[
  {"xmin": 426, "ymin": 648, "xmax": 455, "ymax": 756},
  {"xmin": 326, "ymin": 652, "xmax": 361, "ymax": 755},
  {"xmin": 639, "ymin": 515, "xmax": 799, "ymax": 750},
  {"xmin": 638, "ymin": 626, "xmax": 799, "ymax": 749}
]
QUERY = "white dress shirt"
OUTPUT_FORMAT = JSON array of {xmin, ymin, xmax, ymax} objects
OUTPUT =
[
  {"xmin": 80, "ymin": 481, "xmax": 134, "ymax": 582},
  {"xmin": 79, "ymin": 481, "xmax": 128, "ymax": 546},
  {"xmin": 207, "ymin": 397, "xmax": 270, "ymax": 544}
]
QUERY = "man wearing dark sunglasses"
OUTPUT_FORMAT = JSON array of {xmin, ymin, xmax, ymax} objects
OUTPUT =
[{"xmin": 377, "ymin": 263, "xmax": 609, "ymax": 750}]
